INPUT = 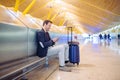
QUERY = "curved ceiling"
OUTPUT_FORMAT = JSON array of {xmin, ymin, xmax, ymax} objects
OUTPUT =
[{"xmin": 0, "ymin": 0, "xmax": 120, "ymax": 34}]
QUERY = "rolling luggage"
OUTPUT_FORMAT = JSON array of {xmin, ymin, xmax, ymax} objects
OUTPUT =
[{"xmin": 67, "ymin": 27, "xmax": 80, "ymax": 65}]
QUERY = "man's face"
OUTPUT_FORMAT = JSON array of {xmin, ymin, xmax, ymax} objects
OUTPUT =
[{"xmin": 45, "ymin": 22, "xmax": 52, "ymax": 32}]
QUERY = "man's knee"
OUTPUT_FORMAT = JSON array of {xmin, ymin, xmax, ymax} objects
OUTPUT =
[{"xmin": 64, "ymin": 44, "xmax": 69, "ymax": 47}]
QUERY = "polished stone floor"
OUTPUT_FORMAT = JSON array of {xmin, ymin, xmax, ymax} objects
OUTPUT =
[{"xmin": 27, "ymin": 39, "xmax": 120, "ymax": 80}]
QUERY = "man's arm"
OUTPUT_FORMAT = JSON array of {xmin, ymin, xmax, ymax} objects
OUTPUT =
[{"xmin": 37, "ymin": 32, "xmax": 55, "ymax": 48}]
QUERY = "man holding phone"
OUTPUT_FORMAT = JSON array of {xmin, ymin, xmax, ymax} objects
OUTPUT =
[{"xmin": 36, "ymin": 20, "xmax": 69, "ymax": 67}]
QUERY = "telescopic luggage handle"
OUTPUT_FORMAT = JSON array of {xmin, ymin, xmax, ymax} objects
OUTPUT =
[{"xmin": 67, "ymin": 27, "xmax": 73, "ymax": 44}]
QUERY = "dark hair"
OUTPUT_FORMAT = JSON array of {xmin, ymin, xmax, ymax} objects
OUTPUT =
[{"xmin": 43, "ymin": 20, "xmax": 52, "ymax": 26}]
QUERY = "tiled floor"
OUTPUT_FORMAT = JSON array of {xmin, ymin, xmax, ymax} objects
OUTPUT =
[{"xmin": 27, "ymin": 39, "xmax": 120, "ymax": 80}]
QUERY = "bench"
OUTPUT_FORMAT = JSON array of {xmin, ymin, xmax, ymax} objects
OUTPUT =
[
  {"xmin": 0, "ymin": 57, "xmax": 45, "ymax": 80},
  {"xmin": 0, "ymin": 23, "xmax": 48, "ymax": 80}
]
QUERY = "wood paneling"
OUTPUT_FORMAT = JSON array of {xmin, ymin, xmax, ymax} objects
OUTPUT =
[{"xmin": 0, "ymin": 0, "xmax": 120, "ymax": 33}]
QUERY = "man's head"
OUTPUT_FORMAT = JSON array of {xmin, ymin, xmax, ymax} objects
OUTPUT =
[{"xmin": 43, "ymin": 20, "xmax": 52, "ymax": 32}]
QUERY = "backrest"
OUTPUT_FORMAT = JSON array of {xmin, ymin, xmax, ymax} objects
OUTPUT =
[
  {"xmin": 27, "ymin": 28, "xmax": 38, "ymax": 56},
  {"xmin": 0, "ymin": 23, "xmax": 38, "ymax": 64}
]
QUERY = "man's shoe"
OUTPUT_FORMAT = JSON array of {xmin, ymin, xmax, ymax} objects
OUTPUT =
[
  {"xmin": 65, "ymin": 60, "xmax": 69, "ymax": 63},
  {"xmin": 59, "ymin": 65, "xmax": 64, "ymax": 67},
  {"xmin": 59, "ymin": 66, "xmax": 71, "ymax": 72}
]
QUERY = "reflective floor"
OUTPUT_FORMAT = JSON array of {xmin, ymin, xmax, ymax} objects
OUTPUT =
[{"xmin": 27, "ymin": 39, "xmax": 120, "ymax": 80}]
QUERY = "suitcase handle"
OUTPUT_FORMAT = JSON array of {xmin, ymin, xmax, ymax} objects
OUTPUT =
[{"xmin": 67, "ymin": 27, "xmax": 73, "ymax": 43}]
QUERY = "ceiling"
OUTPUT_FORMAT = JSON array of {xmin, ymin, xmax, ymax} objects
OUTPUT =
[{"xmin": 0, "ymin": 0, "xmax": 120, "ymax": 34}]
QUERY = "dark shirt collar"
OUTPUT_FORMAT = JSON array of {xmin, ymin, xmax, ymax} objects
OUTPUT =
[{"xmin": 42, "ymin": 27, "xmax": 47, "ymax": 32}]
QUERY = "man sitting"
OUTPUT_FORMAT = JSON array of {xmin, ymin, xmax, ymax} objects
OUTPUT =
[{"xmin": 36, "ymin": 20, "xmax": 69, "ymax": 68}]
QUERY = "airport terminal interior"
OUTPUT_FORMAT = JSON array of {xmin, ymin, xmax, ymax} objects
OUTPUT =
[{"xmin": 0, "ymin": 0, "xmax": 120, "ymax": 80}]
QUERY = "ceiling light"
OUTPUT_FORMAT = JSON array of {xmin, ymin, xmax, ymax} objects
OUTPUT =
[{"xmin": 54, "ymin": 0, "xmax": 62, "ymax": 4}]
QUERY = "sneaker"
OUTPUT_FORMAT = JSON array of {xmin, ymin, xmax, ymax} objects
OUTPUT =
[
  {"xmin": 65, "ymin": 60, "xmax": 69, "ymax": 63},
  {"xmin": 59, "ymin": 66, "xmax": 71, "ymax": 72}
]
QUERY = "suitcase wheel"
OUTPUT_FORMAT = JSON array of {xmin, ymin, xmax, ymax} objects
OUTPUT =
[{"xmin": 73, "ymin": 63, "xmax": 75, "ymax": 65}]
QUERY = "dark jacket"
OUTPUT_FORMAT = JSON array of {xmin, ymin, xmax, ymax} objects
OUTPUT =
[{"xmin": 36, "ymin": 29, "xmax": 55, "ymax": 57}]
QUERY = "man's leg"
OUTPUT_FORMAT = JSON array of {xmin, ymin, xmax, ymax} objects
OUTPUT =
[
  {"xmin": 64, "ymin": 44, "xmax": 69, "ymax": 61},
  {"xmin": 58, "ymin": 47, "xmax": 65, "ymax": 66},
  {"xmin": 47, "ymin": 44, "xmax": 66, "ymax": 66}
]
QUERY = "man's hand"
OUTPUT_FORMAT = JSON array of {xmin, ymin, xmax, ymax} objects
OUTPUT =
[{"xmin": 52, "ymin": 37, "xmax": 59, "ymax": 42}]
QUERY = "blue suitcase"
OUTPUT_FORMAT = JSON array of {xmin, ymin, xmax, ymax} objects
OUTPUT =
[
  {"xmin": 69, "ymin": 44, "xmax": 80, "ymax": 65},
  {"xmin": 67, "ymin": 27, "xmax": 80, "ymax": 65}
]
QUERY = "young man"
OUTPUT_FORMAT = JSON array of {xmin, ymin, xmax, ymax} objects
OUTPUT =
[{"xmin": 36, "ymin": 20, "xmax": 69, "ymax": 67}]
